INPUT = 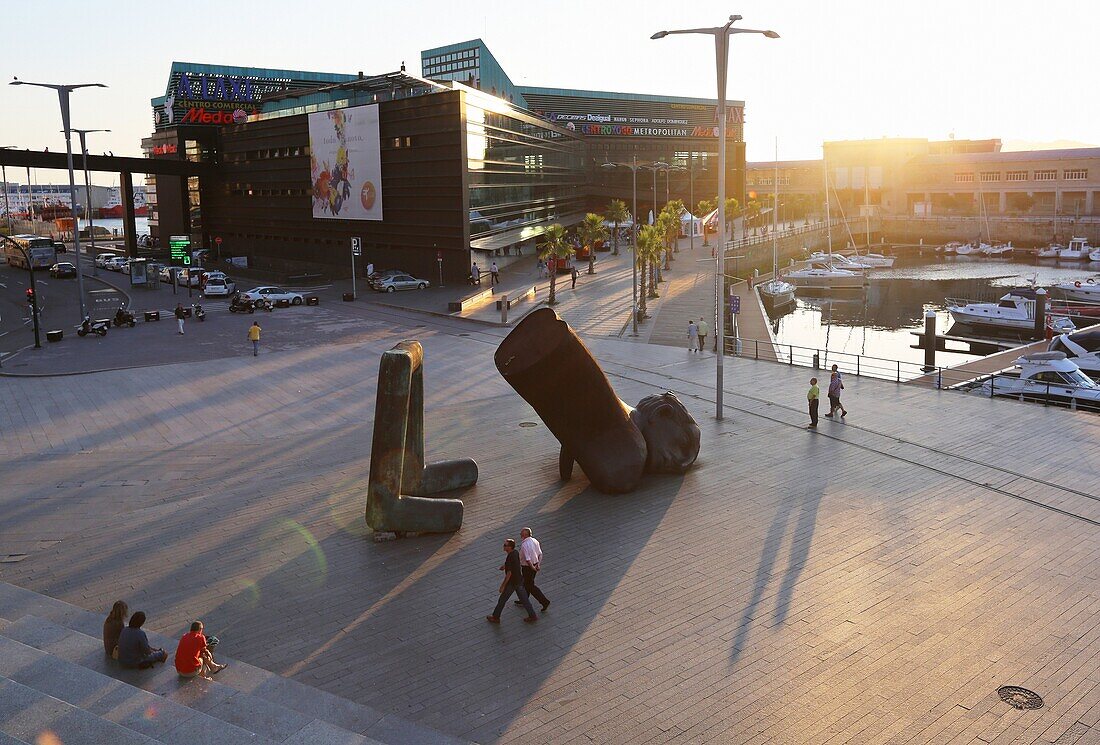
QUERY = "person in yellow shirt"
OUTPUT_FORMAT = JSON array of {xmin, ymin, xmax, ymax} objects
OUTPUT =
[
  {"xmin": 247, "ymin": 322, "xmax": 262, "ymax": 356},
  {"xmin": 807, "ymin": 377, "xmax": 820, "ymax": 428}
]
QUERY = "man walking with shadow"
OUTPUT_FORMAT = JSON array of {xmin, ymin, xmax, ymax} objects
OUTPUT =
[
  {"xmin": 513, "ymin": 527, "xmax": 550, "ymax": 613},
  {"xmin": 697, "ymin": 316, "xmax": 709, "ymax": 353},
  {"xmin": 487, "ymin": 538, "xmax": 537, "ymax": 624},
  {"xmin": 490, "ymin": 261, "xmax": 500, "ymax": 286},
  {"xmin": 247, "ymin": 321, "xmax": 262, "ymax": 357},
  {"xmin": 807, "ymin": 377, "xmax": 820, "ymax": 428},
  {"xmin": 174, "ymin": 303, "xmax": 186, "ymax": 335}
]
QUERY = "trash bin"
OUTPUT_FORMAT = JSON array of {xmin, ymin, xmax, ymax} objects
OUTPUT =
[
  {"xmin": 343, "ymin": 292, "xmax": 355, "ymax": 302},
  {"xmin": 47, "ymin": 329, "xmax": 63, "ymax": 343},
  {"xmin": 812, "ymin": 352, "xmax": 820, "ymax": 369},
  {"xmin": 145, "ymin": 310, "xmax": 160, "ymax": 322}
]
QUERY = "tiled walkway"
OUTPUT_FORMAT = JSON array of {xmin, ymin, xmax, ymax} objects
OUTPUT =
[{"xmin": 3, "ymin": 320, "xmax": 1100, "ymax": 743}]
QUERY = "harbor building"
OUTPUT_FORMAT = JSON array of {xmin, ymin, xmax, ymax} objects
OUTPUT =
[{"xmin": 142, "ymin": 41, "xmax": 746, "ymax": 281}]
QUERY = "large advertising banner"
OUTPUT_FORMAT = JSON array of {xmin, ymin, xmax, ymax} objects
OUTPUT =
[{"xmin": 309, "ymin": 104, "xmax": 383, "ymax": 221}]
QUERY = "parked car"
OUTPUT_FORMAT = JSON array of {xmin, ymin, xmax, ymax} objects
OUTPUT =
[
  {"xmin": 49, "ymin": 262, "xmax": 78, "ymax": 278},
  {"xmin": 202, "ymin": 276, "xmax": 236, "ymax": 297},
  {"xmin": 371, "ymin": 273, "xmax": 431, "ymax": 292},
  {"xmin": 95, "ymin": 253, "xmax": 117, "ymax": 268},
  {"xmin": 104, "ymin": 257, "xmax": 128, "ymax": 272},
  {"xmin": 241, "ymin": 286, "xmax": 304, "ymax": 305},
  {"xmin": 368, "ymin": 268, "xmax": 405, "ymax": 281},
  {"xmin": 52, "ymin": 241, "xmax": 67, "ymax": 254}
]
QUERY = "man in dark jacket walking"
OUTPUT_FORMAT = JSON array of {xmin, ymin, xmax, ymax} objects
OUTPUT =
[{"xmin": 487, "ymin": 538, "xmax": 537, "ymax": 623}]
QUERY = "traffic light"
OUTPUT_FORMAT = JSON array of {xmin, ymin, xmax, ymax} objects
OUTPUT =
[{"xmin": 25, "ymin": 288, "xmax": 35, "ymax": 305}]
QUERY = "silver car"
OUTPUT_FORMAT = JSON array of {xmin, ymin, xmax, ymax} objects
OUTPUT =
[{"xmin": 372, "ymin": 273, "xmax": 430, "ymax": 292}]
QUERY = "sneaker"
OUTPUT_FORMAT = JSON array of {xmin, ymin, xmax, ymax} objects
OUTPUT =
[
  {"xmin": 841, "ymin": 411, "xmax": 847, "ymax": 417},
  {"xmin": 486, "ymin": 616, "xmax": 500, "ymax": 624},
  {"xmin": 824, "ymin": 413, "xmax": 833, "ymax": 418},
  {"xmin": 523, "ymin": 616, "xmax": 538, "ymax": 623},
  {"xmin": 541, "ymin": 601, "xmax": 550, "ymax": 612}
]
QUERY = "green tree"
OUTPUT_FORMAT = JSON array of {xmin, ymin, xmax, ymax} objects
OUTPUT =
[
  {"xmin": 696, "ymin": 198, "xmax": 716, "ymax": 218},
  {"xmin": 578, "ymin": 212, "xmax": 609, "ymax": 275},
  {"xmin": 605, "ymin": 199, "xmax": 629, "ymax": 256},
  {"xmin": 658, "ymin": 205, "xmax": 680, "ymax": 272},
  {"xmin": 538, "ymin": 224, "xmax": 574, "ymax": 306},
  {"xmin": 636, "ymin": 224, "xmax": 662, "ymax": 314}
]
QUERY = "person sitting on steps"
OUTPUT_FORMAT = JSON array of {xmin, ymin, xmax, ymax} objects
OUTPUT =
[
  {"xmin": 116, "ymin": 611, "xmax": 168, "ymax": 669},
  {"xmin": 102, "ymin": 599, "xmax": 128, "ymax": 660},
  {"xmin": 174, "ymin": 620, "xmax": 227, "ymax": 681}
]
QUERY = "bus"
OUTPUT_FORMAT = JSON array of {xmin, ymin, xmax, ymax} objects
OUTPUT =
[{"xmin": 5, "ymin": 235, "xmax": 57, "ymax": 270}]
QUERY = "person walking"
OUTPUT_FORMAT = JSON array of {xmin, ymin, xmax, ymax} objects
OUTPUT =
[
  {"xmin": 570, "ymin": 265, "xmax": 579, "ymax": 289},
  {"xmin": 537, "ymin": 258, "xmax": 546, "ymax": 278},
  {"xmin": 174, "ymin": 303, "xmax": 186, "ymax": 335},
  {"xmin": 490, "ymin": 261, "xmax": 499, "ymax": 286},
  {"xmin": 471, "ymin": 262, "xmax": 481, "ymax": 285},
  {"xmin": 697, "ymin": 316, "xmax": 709, "ymax": 353},
  {"xmin": 807, "ymin": 377, "xmax": 820, "ymax": 428},
  {"xmin": 512, "ymin": 527, "xmax": 550, "ymax": 612},
  {"xmin": 247, "ymin": 321, "xmax": 262, "ymax": 357},
  {"xmin": 825, "ymin": 364, "xmax": 847, "ymax": 418},
  {"xmin": 687, "ymin": 320, "xmax": 699, "ymax": 353},
  {"xmin": 487, "ymin": 538, "xmax": 537, "ymax": 624}
]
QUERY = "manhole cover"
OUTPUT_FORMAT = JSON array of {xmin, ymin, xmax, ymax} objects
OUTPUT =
[
  {"xmin": 519, "ymin": 422, "xmax": 538, "ymax": 428},
  {"xmin": 998, "ymin": 686, "xmax": 1043, "ymax": 710}
]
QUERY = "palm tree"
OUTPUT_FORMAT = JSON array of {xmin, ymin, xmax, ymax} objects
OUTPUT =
[
  {"xmin": 578, "ymin": 213, "xmax": 608, "ymax": 275},
  {"xmin": 665, "ymin": 200, "xmax": 685, "ymax": 253},
  {"xmin": 636, "ymin": 224, "xmax": 662, "ymax": 314},
  {"xmin": 538, "ymin": 224, "xmax": 573, "ymax": 306},
  {"xmin": 696, "ymin": 199, "xmax": 716, "ymax": 246},
  {"xmin": 605, "ymin": 199, "xmax": 628, "ymax": 256},
  {"xmin": 657, "ymin": 207, "xmax": 680, "ymax": 275}
]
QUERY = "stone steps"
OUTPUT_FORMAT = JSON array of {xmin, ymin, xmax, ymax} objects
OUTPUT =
[
  {"xmin": 0, "ymin": 581, "xmax": 471, "ymax": 745},
  {"xmin": 0, "ymin": 675, "xmax": 159, "ymax": 745}
]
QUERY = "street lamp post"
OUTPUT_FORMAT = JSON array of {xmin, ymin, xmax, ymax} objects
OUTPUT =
[
  {"xmin": 652, "ymin": 16, "xmax": 779, "ymax": 421},
  {"xmin": 603, "ymin": 157, "xmax": 647, "ymax": 336},
  {"xmin": 0, "ymin": 236, "xmax": 42, "ymax": 349},
  {"xmin": 70, "ymin": 128, "xmax": 110, "ymax": 277},
  {"xmin": 11, "ymin": 78, "xmax": 107, "ymax": 321}
]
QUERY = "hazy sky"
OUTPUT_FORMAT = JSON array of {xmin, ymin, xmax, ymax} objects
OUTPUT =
[{"xmin": 2, "ymin": 0, "xmax": 1096, "ymax": 184}]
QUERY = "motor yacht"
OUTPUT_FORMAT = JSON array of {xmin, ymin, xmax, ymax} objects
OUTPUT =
[
  {"xmin": 758, "ymin": 277, "xmax": 796, "ymax": 308},
  {"xmin": 783, "ymin": 261, "xmax": 866, "ymax": 290},
  {"xmin": 947, "ymin": 290, "xmax": 1076, "ymax": 332},
  {"xmin": 857, "ymin": 252, "xmax": 895, "ymax": 268},
  {"xmin": 1059, "ymin": 237, "xmax": 1094, "ymax": 260},
  {"xmin": 1090, "ymin": 247, "xmax": 1100, "ymax": 262},
  {"xmin": 974, "ymin": 352, "xmax": 1100, "ymax": 410},
  {"xmin": 1053, "ymin": 277, "xmax": 1100, "ymax": 303},
  {"xmin": 1048, "ymin": 330, "xmax": 1100, "ymax": 380}
]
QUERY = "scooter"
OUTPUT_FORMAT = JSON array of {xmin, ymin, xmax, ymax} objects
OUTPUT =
[
  {"xmin": 253, "ymin": 297, "xmax": 274, "ymax": 312},
  {"xmin": 113, "ymin": 306, "xmax": 136, "ymax": 328},
  {"xmin": 77, "ymin": 317, "xmax": 109, "ymax": 337},
  {"xmin": 229, "ymin": 294, "xmax": 254, "ymax": 314},
  {"xmin": 193, "ymin": 304, "xmax": 206, "ymax": 322}
]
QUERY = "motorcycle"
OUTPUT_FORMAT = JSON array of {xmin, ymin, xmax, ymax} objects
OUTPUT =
[
  {"xmin": 113, "ymin": 306, "xmax": 136, "ymax": 328},
  {"xmin": 253, "ymin": 297, "xmax": 274, "ymax": 312},
  {"xmin": 77, "ymin": 317, "xmax": 109, "ymax": 337},
  {"xmin": 193, "ymin": 303, "xmax": 206, "ymax": 322},
  {"xmin": 229, "ymin": 294, "xmax": 254, "ymax": 314}
]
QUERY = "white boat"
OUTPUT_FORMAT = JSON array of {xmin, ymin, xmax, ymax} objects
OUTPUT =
[
  {"xmin": 1090, "ymin": 248, "xmax": 1100, "ymax": 262},
  {"xmin": 982, "ymin": 242, "xmax": 1014, "ymax": 257},
  {"xmin": 1049, "ymin": 330, "xmax": 1100, "ymax": 380},
  {"xmin": 1053, "ymin": 277, "xmax": 1100, "ymax": 303},
  {"xmin": 759, "ymin": 145, "xmax": 796, "ymax": 309},
  {"xmin": 1059, "ymin": 237, "xmax": 1094, "ymax": 260},
  {"xmin": 975, "ymin": 352, "xmax": 1100, "ymax": 410},
  {"xmin": 948, "ymin": 291, "xmax": 1076, "ymax": 332},
  {"xmin": 954, "ymin": 242, "xmax": 981, "ymax": 256},
  {"xmin": 783, "ymin": 261, "xmax": 866, "ymax": 289},
  {"xmin": 808, "ymin": 252, "xmax": 871, "ymax": 271},
  {"xmin": 942, "ymin": 241, "xmax": 961, "ymax": 255},
  {"xmin": 1037, "ymin": 244, "xmax": 1063, "ymax": 258},
  {"xmin": 857, "ymin": 252, "xmax": 895, "ymax": 268}
]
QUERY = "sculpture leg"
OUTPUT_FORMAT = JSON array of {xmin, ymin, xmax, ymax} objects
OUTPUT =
[
  {"xmin": 495, "ymin": 308, "xmax": 646, "ymax": 494},
  {"xmin": 367, "ymin": 341, "xmax": 466, "ymax": 534},
  {"xmin": 558, "ymin": 446, "xmax": 574, "ymax": 481}
]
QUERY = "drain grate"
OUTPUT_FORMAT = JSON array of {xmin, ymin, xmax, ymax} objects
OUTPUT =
[
  {"xmin": 998, "ymin": 686, "xmax": 1043, "ymax": 710},
  {"xmin": 519, "ymin": 422, "xmax": 538, "ymax": 428}
]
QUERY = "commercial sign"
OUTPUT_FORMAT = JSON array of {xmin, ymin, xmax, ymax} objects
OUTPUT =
[
  {"xmin": 308, "ymin": 104, "xmax": 383, "ymax": 221},
  {"xmin": 169, "ymin": 235, "xmax": 192, "ymax": 266},
  {"xmin": 523, "ymin": 90, "xmax": 745, "ymax": 140},
  {"xmin": 151, "ymin": 143, "xmax": 177, "ymax": 156}
]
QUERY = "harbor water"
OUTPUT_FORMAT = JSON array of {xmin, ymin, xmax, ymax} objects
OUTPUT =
[{"xmin": 767, "ymin": 253, "xmax": 1100, "ymax": 370}]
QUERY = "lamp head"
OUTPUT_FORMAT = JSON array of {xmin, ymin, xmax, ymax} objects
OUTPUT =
[
  {"xmin": 763, "ymin": 30, "xmax": 780, "ymax": 38},
  {"xmin": 650, "ymin": 31, "xmax": 668, "ymax": 39},
  {"xmin": 729, "ymin": 15, "xmax": 742, "ymax": 22}
]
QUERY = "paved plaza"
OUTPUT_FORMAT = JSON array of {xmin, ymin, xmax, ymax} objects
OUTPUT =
[{"xmin": 3, "ymin": 281, "xmax": 1100, "ymax": 743}]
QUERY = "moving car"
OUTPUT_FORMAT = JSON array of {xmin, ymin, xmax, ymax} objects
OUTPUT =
[
  {"xmin": 241, "ymin": 286, "xmax": 304, "ymax": 305},
  {"xmin": 95, "ymin": 253, "xmax": 118, "ymax": 268},
  {"xmin": 49, "ymin": 262, "xmax": 78, "ymax": 278},
  {"xmin": 371, "ymin": 273, "xmax": 430, "ymax": 292},
  {"xmin": 104, "ymin": 257, "xmax": 128, "ymax": 272},
  {"xmin": 52, "ymin": 241, "xmax": 67, "ymax": 254},
  {"xmin": 202, "ymin": 276, "xmax": 236, "ymax": 297}
]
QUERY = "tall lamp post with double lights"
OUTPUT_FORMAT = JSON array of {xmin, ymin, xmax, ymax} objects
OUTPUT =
[
  {"xmin": 652, "ymin": 16, "xmax": 779, "ymax": 420},
  {"xmin": 69, "ymin": 128, "xmax": 110, "ymax": 277},
  {"xmin": 602, "ymin": 157, "xmax": 644, "ymax": 336},
  {"xmin": 10, "ymin": 78, "xmax": 106, "ymax": 321}
]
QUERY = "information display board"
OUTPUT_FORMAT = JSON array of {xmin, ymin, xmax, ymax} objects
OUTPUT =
[{"xmin": 169, "ymin": 235, "xmax": 192, "ymax": 267}]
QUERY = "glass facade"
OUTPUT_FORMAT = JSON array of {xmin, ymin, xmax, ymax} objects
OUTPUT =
[{"xmin": 465, "ymin": 98, "xmax": 585, "ymax": 243}]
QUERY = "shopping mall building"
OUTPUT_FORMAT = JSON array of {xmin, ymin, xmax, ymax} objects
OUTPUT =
[{"xmin": 142, "ymin": 40, "xmax": 745, "ymax": 283}]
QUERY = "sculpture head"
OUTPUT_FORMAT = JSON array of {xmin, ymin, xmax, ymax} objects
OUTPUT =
[{"xmin": 631, "ymin": 392, "xmax": 700, "ymax": 474}]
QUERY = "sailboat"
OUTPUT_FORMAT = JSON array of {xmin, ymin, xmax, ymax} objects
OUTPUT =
[{"xmin": 759, "ymin": 141, "xmax": 795, "ymax": 308}]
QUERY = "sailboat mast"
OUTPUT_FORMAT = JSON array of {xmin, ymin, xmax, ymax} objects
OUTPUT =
[
  {"xmin": 864, "ymin": 165, "xmax": 870, "ymax": 252},
  {"xmin": 773, "ymin": 139, "xmax": 779, "ymax": 276},
  {"xmin": 824, "ymin": 147, "xmax": 832, "ymax": 255}
]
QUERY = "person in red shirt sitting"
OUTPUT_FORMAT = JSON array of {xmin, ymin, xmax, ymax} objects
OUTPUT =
[{"xmin": 174, "ymin": 620, "xmax": 226, "ymax": 681}]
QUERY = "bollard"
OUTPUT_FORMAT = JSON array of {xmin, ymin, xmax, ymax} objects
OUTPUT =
[
  {"xmin": 1033, "ymin": 288, "xmax": 1047, "ymax": 339},
  {"xmin": 500, "ymin": 293, "xmax": 509, "ymax": 324},
  {"xmin": 812, "ymin": 351, "xmax": 820, "ymax": 369},
  {"xmin": 921, "ymin": 310, "xmax": 937, "ymax": 372}
]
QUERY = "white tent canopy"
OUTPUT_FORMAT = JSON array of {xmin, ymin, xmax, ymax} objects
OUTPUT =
[{"xmin": 680, "ymin": 211, "xmax": 703, "ymax": 238}]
